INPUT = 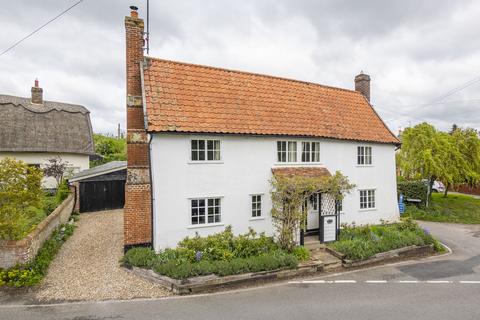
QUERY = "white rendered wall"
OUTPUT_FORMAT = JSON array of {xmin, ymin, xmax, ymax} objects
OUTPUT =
[
  {"xmin": 0, "ymin": 152, "xmax": 90, "ymax": 188},
  {"xmin": 150, "ymin": 134, "xmax": 400, "ymax": 250}
]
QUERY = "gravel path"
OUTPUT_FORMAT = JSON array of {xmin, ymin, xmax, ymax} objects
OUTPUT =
[{"xmin": 35, "ymin": 209, "xmax": 171, "ymax": 302}]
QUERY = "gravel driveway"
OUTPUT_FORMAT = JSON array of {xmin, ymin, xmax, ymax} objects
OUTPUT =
[{"xmin": 35, "ymin": 209, "xmax": 170, "ymax": 302}]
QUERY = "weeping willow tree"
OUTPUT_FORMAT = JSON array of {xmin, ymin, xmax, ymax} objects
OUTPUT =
[{"xmin": 270, "ymin": 171, "xmax": 355, "ymax": 251}]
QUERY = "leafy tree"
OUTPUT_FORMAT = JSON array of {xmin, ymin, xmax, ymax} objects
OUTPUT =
[
  {"xmin": 270, "ymin": 171, "xmax": 354, "ymax": 251},
  {"xmin": 397, "ymin": 123, "xmax": 480, "ymax": 199},
  {"xmin": 43, "ymin": 156, "xmax": 69, "ymax": 189},
  {"xmin": 0, "ymin": 158, "xmax": 43, "ymax": 240},
  {"xmin": 92, "ymin": 133, "xmax": 126, "ymax": 167}
]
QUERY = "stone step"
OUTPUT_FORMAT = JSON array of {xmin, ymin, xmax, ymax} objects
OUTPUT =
[{"xmin": 305, "ymin": 241, "xmax": 325, "ymax": 250}]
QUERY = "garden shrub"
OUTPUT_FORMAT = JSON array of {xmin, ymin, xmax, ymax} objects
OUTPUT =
[
  {"xmin": 397, "ymin": 181, "xmax": 428, "ymax": 206},
  {"xmin": 151, "ymin": 252, "xmax": 298, "ymax": 280},
  {"xmin": 0, "ymin": 158, "xmax": 43, "ymax": 240},
  {"xmin": 292, "ymin": 246, "xmax": 310, "ymax": 261},
  {"xmin": 124, "ymin": 227, "xmax": 299, "ymax": 280},
  {"xmin": 122, "ymin": 247, "xmax": 157, "ymax": 268},
  {"xmin": 55, "ymin": 179, "xmax": 70, "ymax": 203},
  {"xmin": 329, "ymin": 218, "xmax": 443, "ymax": 261},
  {"xmin": 177, "ymin": 226, "xmax": 278, "ymax": 262},
  {"xmin": 0, "ymin": 223, "xmax": 76, "ymax": 287}
]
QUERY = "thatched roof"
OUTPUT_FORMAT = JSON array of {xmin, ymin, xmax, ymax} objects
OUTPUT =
[{"xmin": 0, "ymin": 94, "xmax": 94, "ymax": 155}]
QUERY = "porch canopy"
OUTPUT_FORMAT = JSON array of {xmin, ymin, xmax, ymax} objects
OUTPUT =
[{"xmin": 271, "ymin": 167, "xmax": 332, "ymax": 179}]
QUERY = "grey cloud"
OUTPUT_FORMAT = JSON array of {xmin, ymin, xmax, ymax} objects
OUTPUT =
[{"xmin": 1, "ymin": 0, "xmax": 480, "ymax": 134}]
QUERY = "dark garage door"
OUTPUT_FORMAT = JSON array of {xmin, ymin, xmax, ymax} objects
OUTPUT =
[{"xmin": 79, "ymin": 180, "xmax": 125, "ymax": 213}]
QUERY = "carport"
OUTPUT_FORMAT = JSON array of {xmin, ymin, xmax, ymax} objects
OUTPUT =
[{"xmin": 70, "ymin": 161, "xmax": 127, "ymax": 213}]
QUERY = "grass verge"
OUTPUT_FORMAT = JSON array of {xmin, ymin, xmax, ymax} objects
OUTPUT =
[{"xmin": 404, "ymin": 193, "xmax": 480, "ymax": 224}]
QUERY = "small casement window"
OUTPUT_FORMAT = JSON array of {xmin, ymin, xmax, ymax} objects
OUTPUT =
[
  {"xmin": 251, "ymin": 195, "xmax": 262, "ymax": 217},
  {"xmin": 277, "ymin": 141, "xmax": 297, "ymax": 162},
  {"xmin": 359, "ymin": 190, "xmax": 375, "ymax": 209},
  {"xmin": 191, "ymin": 139, "xmax": 221, "ymax": 161},
  {"xmin": 302, "ymin": 142, "xmax": 320, "ymax": 162},
  {"xmin": 191, "ymin": 198, "xmax": 221, "ymax": 225},
  {"xmin": 357, "ymin": 146, "xmax": 372, "ymax": 165}
]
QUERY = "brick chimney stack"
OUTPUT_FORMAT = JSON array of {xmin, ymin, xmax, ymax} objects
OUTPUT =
[
  {"xmin": 124, "ymin": 6, "xmax": 152, "ymax": 251},
  {"xmin": 31, "ymin": 79, "xmax": 43, "ymax": 104},
  {"xmin": 355, "ymin": 72, "xmax": 371, "ymax": 102}
]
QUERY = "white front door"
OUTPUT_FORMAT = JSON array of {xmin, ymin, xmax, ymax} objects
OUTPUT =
[{"xmin": 306, "ymin": 193, "xmax": 319, "ymax": 230}]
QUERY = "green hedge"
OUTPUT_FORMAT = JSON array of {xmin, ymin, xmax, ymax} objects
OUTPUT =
[
  {"xmin": 122, "ymin": 226, "xmax": 306, "ymax": 280},
  {"xmin": 0, "ymin": 223, "xmax": 75, "ymax": 287},
  {"xmin": 397, "ymin": 181, "xmax": 428, "ymax": 206}
]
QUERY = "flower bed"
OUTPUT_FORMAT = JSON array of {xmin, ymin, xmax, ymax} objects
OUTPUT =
[
  {"xmin": 123, "ymin": 227, "xmax": 309, "ymax": 280},
  {"xmin": 0, "ymin": 222, "xmax": 76, "ymax": 287},
  {"xmin": 328, "ymin": 218, "xmax": 444, "ymax": 261}
]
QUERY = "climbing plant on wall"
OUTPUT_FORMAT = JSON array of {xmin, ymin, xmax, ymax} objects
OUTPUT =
[{"xmin": 270, "ymin": 171, "xmax": 355, "ymax": 251}]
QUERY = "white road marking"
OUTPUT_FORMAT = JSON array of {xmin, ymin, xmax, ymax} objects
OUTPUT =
[
  {"xmin": 287, "ymin": 279, "xmax": 480, "ymax": 285},
  {"xmin": 301, "ymin": 280, "xmax": 329, "ymax": 284}
]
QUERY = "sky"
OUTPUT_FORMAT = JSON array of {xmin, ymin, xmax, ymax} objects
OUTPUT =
[{"xmin": 1, "ymin": 0, "xmax": 480, "ymax": 135}]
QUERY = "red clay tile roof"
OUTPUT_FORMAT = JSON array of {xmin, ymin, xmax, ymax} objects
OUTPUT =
[
  {"xmin": 142, "ymin": 57, "xmax": 399, "ymax": 144},
  {"xmin": 272, "ymin": 167, "xmax": 332, "ymax": 179}
]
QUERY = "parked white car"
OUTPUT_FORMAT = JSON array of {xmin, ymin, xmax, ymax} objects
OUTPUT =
[
  {"xmin": 430, "ymin": 181, "xmax": 446, "ymax": 193},
  {"xmin": 421, "ymin": 180, "xmax": 446, "ymax": 193}
]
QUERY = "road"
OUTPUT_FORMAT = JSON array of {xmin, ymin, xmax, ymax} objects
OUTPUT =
[{"xmin": 1, "ymin": 221, "xmax": 479, "ymax": 320}]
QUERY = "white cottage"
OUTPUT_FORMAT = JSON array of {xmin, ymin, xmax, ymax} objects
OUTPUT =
[
  {"xmin": 123, "ymin": 8, "xmax": 400, "ymax": 251},
  {"xmin": 0, "ymin": 80, "xmax": 94, "ymax": 188}
]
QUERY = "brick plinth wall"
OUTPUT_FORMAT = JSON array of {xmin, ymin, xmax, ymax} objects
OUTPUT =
[{"xmin": 124, "ymin": 9, "xmax": 152, "ymax": 250}]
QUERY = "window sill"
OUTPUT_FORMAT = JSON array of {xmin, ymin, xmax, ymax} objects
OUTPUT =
[
  {"xmin": 187, "ymin": 223, "xmax": 225, "ymax": 229},
  {"xmin": 358, "ymin": 208, "xmax": 378, "ymax": 212},
  {"xmin": 249, "ymin": 217, "xmax": 265, "ymax": 221},
  {"xmin": 356, "ymin": 164, "xmax": 374, "ymax": 167},
  {"xmin": 188, "ymin": 161, "xmax": 224, "ymax": 164}
]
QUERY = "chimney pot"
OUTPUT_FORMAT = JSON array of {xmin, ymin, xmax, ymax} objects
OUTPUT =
[
  {"xmin": 130, "ymin": 5, "xmax": 139, "ymax": 18},
  {"xmin": 355, "ymin": 72, "xmax": 371, "ymax": 102},
  {"xmin": 31, "ymin": 79, "xmax": 43, "ymax": 104}
]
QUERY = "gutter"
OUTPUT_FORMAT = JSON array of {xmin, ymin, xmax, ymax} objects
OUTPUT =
[
  {"xmin": 148, "ymin": 133, "xmax": 155, "ymax": 250},
  {"xmin": 141, "ymin": 58, "xmax": 155, "ymax": 250}
]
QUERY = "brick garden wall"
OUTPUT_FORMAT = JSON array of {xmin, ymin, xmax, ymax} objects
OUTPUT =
[
  {"xmin": 453, "ymin": 184, "xmax": 480, "ymax": 196},
  {"xmin": 0, "ymin": 194, "xmax": 74, "ymax": 269}
]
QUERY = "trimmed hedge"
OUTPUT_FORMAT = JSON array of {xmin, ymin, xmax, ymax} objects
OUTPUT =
[{"xmin": 397, "ymin": 181, "xmax": 428, "ymax": 206}]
